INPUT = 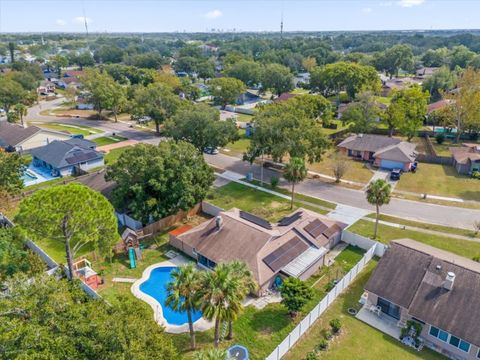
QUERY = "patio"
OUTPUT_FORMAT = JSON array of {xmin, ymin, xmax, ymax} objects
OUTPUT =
[{"xmin": 356, "ymin": 304, "xmax": 402, "ymax": 340}]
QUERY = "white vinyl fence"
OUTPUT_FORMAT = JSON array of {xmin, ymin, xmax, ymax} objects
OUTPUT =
[{"xmin": 265, "ymin": 243, "xmax": 377, "ymax": 360}]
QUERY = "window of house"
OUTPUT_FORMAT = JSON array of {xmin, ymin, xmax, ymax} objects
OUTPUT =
[
  {"xmin": 459, "ymin": 340, "xmax": 470, "ymax": 353},
  {"xmin": 429, "ymin": 326, "xmax": 439, "ymax": 337},
  {"xmin": 438, "ymin": 330, "xmax": 449, "ymax": 342},
  {"xmin": 429, "ymin": 325, "xmax": 470, "ymax": 353},
  {"xmin": 477, "ymin": 348, "xmax": 480, "ymax": 358},
  {"xmin": 449, "ymin": 336, "xmax": 460, "ymax": 347}
]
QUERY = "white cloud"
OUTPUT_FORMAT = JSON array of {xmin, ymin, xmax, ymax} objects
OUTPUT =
[
  {"xmin": 362, "ymin": 7, "xmax": 373, "ymax": 13},
  {"xmin": 205, "ymin": 9, "xmax": 223, "ymax": 19},
  {"xmin": 55, "ymin": 19, "xmax": 66, "ymax": 26},
  {"xmin": 397, "ymin": 0, "xmax": 425, "ymax": 7},
  {"xmin": 379, "ymin": 1, "xmax": 393, "ymax": 6},
  {"xmin": 72, "ymin": 16, "xmax": 93, "ymax": 25}
]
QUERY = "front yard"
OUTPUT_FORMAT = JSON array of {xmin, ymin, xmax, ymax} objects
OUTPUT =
[
  {"xmin": 396, "ymin": 163, "xmax": 480, "ymax": 201},
  {"xmin": 93, "ymin": 135, "xmax": 128, "ymax": 146},
  {"xmin": 34, "ymin": 122, "xmax": 103, "ymax": 137},
  {"xmin": 283, "ymin": 260, "xmax": 445, "ymax": 360}
]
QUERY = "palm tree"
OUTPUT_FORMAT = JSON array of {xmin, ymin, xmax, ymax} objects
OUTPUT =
[
  {"xmin": 284, "ymin": 157, "xmax": 307, "ymax": 209},
  {"xmin": 365, "ymin": 179, "xmax": 392, "ymax": 239},
  {"xmin": 165, "ymin": 264, "xmax": 201, "ymax": 350},
  {"xmin": 13, "ymin": 104, "xmax": 27, "ymax": 127},
  {"xmin": 225, "ymin": 261, "xmax": 257, "ymax": 340},
  {"xmin": 198, "ymin": 263, "xmax": 242, "ymax": 348}
]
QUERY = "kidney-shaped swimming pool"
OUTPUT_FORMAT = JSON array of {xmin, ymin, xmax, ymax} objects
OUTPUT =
[{"xmin": 138, "ymin": 266, "xmax": 203, "ymax": 326}]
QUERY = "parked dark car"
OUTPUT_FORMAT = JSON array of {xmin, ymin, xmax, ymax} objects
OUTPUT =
[
  {"xmin": 203, "ymin": 147, "xmax": 219, "ymax": 155},
  {"xmin": 390, "ymin": 169, "xmax": 401, "ymax": 181},
  {"xmin": 411, "ymin": 162, "xmax": 418, "ymax": 173}
]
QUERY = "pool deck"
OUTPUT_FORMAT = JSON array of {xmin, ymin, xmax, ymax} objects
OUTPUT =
[{"xmin": 131, "ymin": 256, "xmax": 214, "ymax": 334}]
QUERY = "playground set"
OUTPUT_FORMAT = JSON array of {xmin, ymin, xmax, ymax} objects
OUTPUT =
[
  {"xmin": 72, "ymin": 258, "xmax": 102, "ymax": 290},
  {"xmin": 120, "ymin": 228, "xmax": 146, "ymax": 269}
]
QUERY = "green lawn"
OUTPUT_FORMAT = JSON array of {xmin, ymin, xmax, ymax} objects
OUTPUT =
[
  {"xmin": 396, "ymin": 163, "xmax": 480, "ymax": 201},
  {"xmin": 222, "ymin": 128, "xmax": 251, "ymax": 156},
  {"xmin": 322, "ymin": 120, "xmax": 350, "ymax": 136},
  {"xmin": 93, "ymin": 136, "xmax": 128, "ymax": 146},
  {"xmin": 206, "ymin": 182, "xmax": 331, "ymax": 222},
  {"xmin": 34, "ymin": 122, "xmax": 103, "ymax": 137},
  {"xmin": 104, "ymin": 147, "xmax": 129, "ymax": 164},
  {"xmin": 283, "ymin": 260, "xmax": 445, "ymax": 360},
  {"xmin": 368, "ymin": 214, "xmax": 480, "ymax": 239},
  {"xmin": 348, "ymin": 219, "xmax": 480, "ymax": 260},
  {"xmin": 308, "ymin": 149, "xmax": 374, "ymax": 184}
]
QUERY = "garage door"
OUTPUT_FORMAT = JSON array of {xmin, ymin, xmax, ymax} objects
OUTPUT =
[{"xmin": 380, "ymin": 159, "xmax": 404, "ymax": 170}]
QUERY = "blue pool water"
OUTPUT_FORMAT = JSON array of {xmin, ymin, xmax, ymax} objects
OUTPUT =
[{"xmin": 139, "ymin": 266, "xmax": 203, "ymax": 326}]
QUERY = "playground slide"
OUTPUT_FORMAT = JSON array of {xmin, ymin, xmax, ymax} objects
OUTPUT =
[
  {"xmin": 134, "ymin": 247, "xmax": 142, "ymax": 260},
  {"xmin": 128, "ymin": 248, "xmax": 136, "ymax": 269}
]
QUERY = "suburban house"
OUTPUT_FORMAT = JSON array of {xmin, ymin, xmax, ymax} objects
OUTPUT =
[
  {"xmin": 363, "ymin": 239, "xmax": 480, "ymax": 360},
  {"xmin": 274, "ymin": 92, "xmax": 299, "ymax": 103},
  {"xmin": 30, "ymin": 138, "xmax": 104, "ymax": 177},
  {"xmin": 427, "ymin": 99, "xmax": 452, "ymax": 114},
  {"xmin": 0, "ymin": 122, "xmax": 71, "ymax": 152},
  {"xmin": 338, "ymin": 134, "xmax": 417, "ymax": 171},
  {"xmin": 37, "ymin": 80, "xmax": 56, "ymax": 94},
  {"xmin": 169, "ymin": 208, "xmax": 347, "ymax": 294},
  {"xmin": 415, "ymin": 67, "xmax": 440, "ymax": 79},
  {"xmin": 450, "ymin": 143, "xmax": 480, "ymax": 175},
  {"xmin": 381, "ymin": 77, "xmax": 421, "ymax": 96}
]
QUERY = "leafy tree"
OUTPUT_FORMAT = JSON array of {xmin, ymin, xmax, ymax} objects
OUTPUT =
[
  {"xmin": 286, "ymin": 94, "xmax": 334, "ymax": 121},
  {"xmin": 198, "ymin": 263, "xmax": 243, "ymax": 348},
  {"xmin": 310, "ymin": 62, "xmax": 381, "ymax": 100},
  {"xmin": 109, "ymin": 81, "xmax": 128, "ymax": 122},
  {"xmin": 261, "ymin": 63, "xmax": 294, "ymax": 96},
  {"xmin": 176, "ymin": 56, "xmax": 199, "ymax": 73},
  {"xmin": 106, "ymin": 141, "xmax": 214, "ymax": 224},
  {"xmin": 342, "ymin": 91, "xmax": 382, "ymax": 134},
  {"xmin": 166, "ymin": 264, "xmax": 202, "ymax": 350},
  {"xmin": 93, "ymin": 45, "xmax": 125, "ymax": 64},
  {"xmin": 14, "ymin": 184, "xmax": 118, "ymax": 280},
  {"xmin": 0, "ymin": 274, "xmax": 178, "ymax": 359},
  {"xmin": 331, "ymin": 153, "xmax": 350, "ymax": 183},
  {"xmin": 209, "ymin": 77, "xmax": 246, "ymax": 108},
  {"xmin": 8, "ymin": 42, "xmax": 15, "ymax": 63},
  {"xmin": 126, "ymin": 52, "xmax": 164, "ymax": 69},
  {"xmin": 444, "ymin": 67, "xmax": 480, "ymax": 142},
  {"xmin": 449, "ymin": 45, "xmax": 475, "ymax": 69},
  {"xmin": 133, "ymin": 82, "xmax": 181, "ymax": 134},
  {"xmin": 388, "ymin": 85, "xmax": 429, "ymax": 141},
  {"xmin": 302, "ymin": 56, "xmax": 317, "ymax": 72},
  {"xmin": 196, "ymin": 60, "xmax": 216, "ymax": 80},
  {"xmin": 279, "ymin": 277, "xmax": 313, "ymax": 317},
  {"xmin": 0, "ymin": 150, "xmax": 25, "ymax": 207},
  {"xmin": 284, "ymin": 157, "xmax": 308, "ymax": 209},
  {"xmin": 50, "ymin": 54, "xmax": 68, "ymax": 76},
  {"xmin": 165, "ymin": 103, "xmax": 238, "ymax": 152},
  {"xmin": 421, "ymin": 48, "xmax": 449, "ymax": 67},
  {"xmin": 225, "ymin": 59, "xmax": 262, "ymax": 86},
  {"xmin": 75, "ymin": 52, "xmax": 95, "ymax": 70},
  {"xmin": 374, "ymin": 44, "xmax": 414, "ymax": 78},
  {"xmin": 246, "ymin": 104, "xmax": 330, "ymax": 164},
  {"xmin": 81, "ymin": 68, "xmax": 117, "ymax": 118},
  {"xmin": 365, "ymin": 179, "xmax": 391, "ymax": 239},
  {"xmin": 0, "ymin": 227, "xmax": 44, "ymax": 280},
  {"xmin": 7, "ymin": 71, "xmax": 40, "ymax": 91},
  {"xmin": 0, "ymin": 76, "xmax": 27, "ymax": 113},
  {"xmin": 422, "ymin": 66, "xmax": 455, "ymax": 102}
]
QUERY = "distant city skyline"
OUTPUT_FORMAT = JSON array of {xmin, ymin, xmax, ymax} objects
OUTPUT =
[{"xmin": 1, "ymin": 1, "xmax": 479, "ymax": 33}]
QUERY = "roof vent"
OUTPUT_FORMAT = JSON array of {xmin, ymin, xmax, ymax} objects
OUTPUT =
[
  {"xmin": 436, "ymin": 265, "xmax": 442, "ymax": 271},
  {"xmin": 215, "ymin": 216, "xmax": 223, "ymax": 230},
  {"xmin": 444, "ymin": 272, "xmax": 455, "ymax": 291}
]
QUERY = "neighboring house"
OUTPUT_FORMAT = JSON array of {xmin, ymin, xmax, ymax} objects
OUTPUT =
[
  {"xmin": 415, "ymin": 67, "xmax": 440, "ymax": 79},
  {"xmin": 364, "ymin": 239, "xmax": 480, "ymax": 360},
  {"xmin": 338, "ymin": 134, "xmax": 417, "ymax": 171},
  {"xmin": 63, "ymin": 70, "xmax": 85, "ymax": 78},
  {"xmin": 76, "ymin": 96, "xmax": 95, "ymax": 110},
  {"xmin": 274, "ymin": 92, "xmax": 299, "ymax": 103},
  {"xmin": 450, "ymin": 143, "xmax": 480, "ymax": 175},
  {"xmin": 294, "ymin": 72, "xmax": 310, "ymax": 87},
  {"xmin": 0, "ymin": 122, "xmax": 71, "ymax": 152},
  {"xmin": 427, "ymin": 99, "xmax": 452, "ymax": 114},
  {"xmin": 236, "ymin": 90, "xmax": 261, "ymax": 105},
  {"xmin": 30, "ymin": 138, "xmax": 104, "ymax": 177},
  {"xmin": 381, "ymin": 77, "xmax": 421, "ymax": 97},
  {"xmin": 37, "ymin": 80, "xmax": 56, "ymax": 94},
  {"xmin": 169, "ymin": 208, "xmax": 347, "ymax": 294}
]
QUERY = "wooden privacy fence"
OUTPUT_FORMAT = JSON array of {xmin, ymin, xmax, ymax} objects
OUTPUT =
[
  {"xmin": 142, "ymin": 203, "xmax": 202, "ymax": 236},
  {"xmin": 265, "ymin": 244, "xmax": 377, "ymax": 360}
]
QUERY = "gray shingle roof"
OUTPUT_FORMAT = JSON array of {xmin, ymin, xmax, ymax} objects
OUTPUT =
[
  {"xmin": 31, "ymin": 138, "xmax": 102, "ymax": 169},
  {"xmin": 365, "ymin": 239, "xmax": 480, "ymax": 347},
  {"xmin": 0, "ymin": 122, "xmax": 41, "ymax": 147},
  {"xmin": 373, "ymin": 142, "xmax": 417, "ymax": 163},
  {"xmin": 338, "ymin": 134, "xmax": 401, "ymax": 153}
]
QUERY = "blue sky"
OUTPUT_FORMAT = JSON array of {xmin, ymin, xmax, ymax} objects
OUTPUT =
[{"xmin": 1, "ymin": 1, "xmax": 479, "ymax": 33}]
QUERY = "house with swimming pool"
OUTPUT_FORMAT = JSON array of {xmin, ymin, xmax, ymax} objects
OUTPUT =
[
  {"xmin": 361, "ymin": 239, "xmax": 480, "ymax": 360},
  {"xmin": 169, "ymin": 208, "xmax": 347, "ymax": 295},
  {"xmin": 30, "ymin": 138, "xmax": 104, "ymax": 177}
]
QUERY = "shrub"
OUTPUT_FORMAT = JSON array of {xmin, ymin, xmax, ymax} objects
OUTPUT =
[
  {"xmin": 315, "ymin": 338, "xmax": 329, "ymax": 351},
  {"xmin": 323, "ymin": 329, "xmax": 333, "ymax": 340},
  {"xmin": 435, "ymin": 133, "xmax": 445, "ymax": 144},
  {"xmin": 305, "ymin": 351, "xmax": 320, "ymax": 360},
  {"xmin": 270, "ymin": 176, "xmax": 279, "ymax": 189},
  {"xmin": 330, "ymin": 318, "xmax": 342, "ymax": 334},
  {"xmin": 473, "ymin": 255, "xmax": 480, "ymax": 262},
  {"xmin": 325, "ymin": 280, "xmax": 336, "ymax": 292},
  {"xmin": 472, "ymin": 171, "xmax": 480, "ymax": 180}
]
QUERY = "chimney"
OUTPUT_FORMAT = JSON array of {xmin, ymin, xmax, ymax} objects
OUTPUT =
[
  {"xmin": 444, "ymin": 272, "xmax": 455, "ymax": 291},
  {"xmin": 215, "ymin": 216, "xmax": 223, "ymax": 230}
]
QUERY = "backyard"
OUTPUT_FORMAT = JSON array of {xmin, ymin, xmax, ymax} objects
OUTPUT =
[
  {"xmin": 396, "ymin": 162, "xmax": 480, "ymax": 201},
  {"xmin": 283, "ymin": 260, "xmax": 445, "ymax": 360}
]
